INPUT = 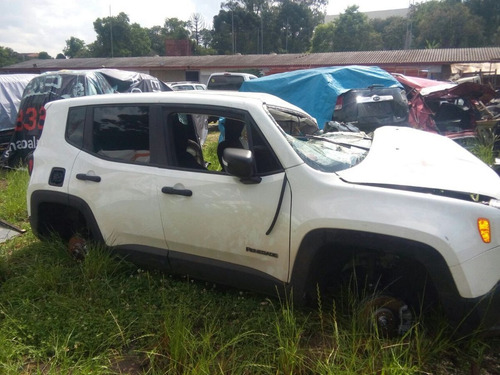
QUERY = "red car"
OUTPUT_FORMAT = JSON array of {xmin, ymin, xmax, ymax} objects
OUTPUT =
[{"xmin": 392, "ymin": 73, "xmax": 496, "ymax": 145}]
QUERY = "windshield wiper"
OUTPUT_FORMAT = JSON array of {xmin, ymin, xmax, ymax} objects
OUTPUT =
[{"xmin": 306, "ymin": 135, "xmax": 371, "ymax": 151}]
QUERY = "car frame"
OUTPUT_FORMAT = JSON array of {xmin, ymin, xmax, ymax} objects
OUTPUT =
[{"xmin": 27, "ymin": 90, "xmax": 500, "ymax": 336}]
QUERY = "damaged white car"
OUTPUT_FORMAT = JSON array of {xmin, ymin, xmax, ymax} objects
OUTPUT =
[{"xmin": 27, "ymin": 91, "xmax": 500, "ymax": 335}]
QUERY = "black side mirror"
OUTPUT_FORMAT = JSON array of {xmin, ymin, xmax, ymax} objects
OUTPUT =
[{"xmin": 222, "ymin": 148, "xmax": 261, "ymax": 183}]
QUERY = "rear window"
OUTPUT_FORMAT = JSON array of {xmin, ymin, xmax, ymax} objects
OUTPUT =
[{"xmin": 207, "ymin": 75, "xmax": 246, "ymax": 91}]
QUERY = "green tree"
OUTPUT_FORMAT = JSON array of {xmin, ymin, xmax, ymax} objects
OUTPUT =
[
  {"xmin": 129, "ymin": 23, "xmax": 151, "ymax": 56},
  {"xmin": 212, "ymin": 3, "xmax": 260, "ymax": 55},
  {"xmin": 63, "ymin": 37, "xmax": 87, "ymax": 58},
  {"xmin": 310, "ymin": 22, "xmax": 335, "ymax": 52},
  {"xmin": 0, "ymin": 46, "xmax": 22, "ymax": 67},
  {"xmin": 93, "ymin": 12, "xmax": 151, "ymax": 57},
  {"xmin": 212, "ymin": 0, "xmax": 323, "ymax": 54},
  {"xmin": 371, "ymin": 16, "xmax": 407, "ymax": 50},
  {"xmin": 163, "ymin": 18, "xmax": 190, "ymax": 40},
  {"xmin": 412, "ymin": 0, "xmax": 485, "ymax": 48},
  {"xmin": 37, "ymin": 51, "xmax": 52, "ymax": 59},
  {"xmin": 464, "ymin": 0, "xmax": 500, "ymax": 45},
  {"xmin": 333, "ymin": 6, "xmax": 380, "ymax": 51},
  {"xmin": 147, "ymin": 26, "xmax": 166, "ymax": 56}
]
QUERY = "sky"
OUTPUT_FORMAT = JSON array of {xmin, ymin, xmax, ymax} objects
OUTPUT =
[{"xmin": 0, "ymin": 0, "xmax": 413, "ymax": 57}]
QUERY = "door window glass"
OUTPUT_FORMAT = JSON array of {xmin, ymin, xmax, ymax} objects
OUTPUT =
[{"xmin": 91, "ymin": 105, "xmax": 150, "ymax": 163}]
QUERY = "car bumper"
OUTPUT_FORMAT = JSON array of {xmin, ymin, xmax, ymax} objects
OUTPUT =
[{"xmin": 459, "ymin": 281, "xmax": 500, "ymax": 335}]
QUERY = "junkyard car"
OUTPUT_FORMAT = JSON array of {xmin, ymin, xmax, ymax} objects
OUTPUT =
[
  {"xmin": 393, "ymin": 73, "xmax": 496, "ymax": 140},
  {"xmin": 169, "ymin": 81, "xmax": 207, "ymax": 91},
  {"xmin": 27, "ymin": 91, "xmax": 500, "ymax": 335},
  {"xmin": 332, "ymin": 85, "xmax": 409, "ymax": 133},
  {"xmin": 240, "ymin": 65, "xmax": 405, "ymax": 130},
  {"xmin": 207, "ymin": 72, "xmax": 257, "ymax": 90}
]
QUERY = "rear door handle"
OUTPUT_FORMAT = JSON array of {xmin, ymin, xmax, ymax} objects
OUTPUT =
[
  {"xmin": 76, "ymin": 173, "xmax": 101, "ymax": 182},
  {"xmin": 161, "ymin": 186, "xmax": 192, "ymax": 197}
]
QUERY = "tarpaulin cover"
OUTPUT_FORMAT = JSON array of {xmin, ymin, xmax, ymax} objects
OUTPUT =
[
  {"xmin": 0, "ymin": 74, "xmax": 37, "ymax": 131},
  {"xmin": 1, "ymin": 69, "xmax": 172, "ymax": 167},
  {"xmin": 239, "ymin": 65, "xmax": 402, "ymax": 129},
  {"xmin": 1, "ymin": 70, "xmax": 115, "ymax": 167},
  {"xmin": 97, "ymin": 68, "xmax": 172, "ymax": 93}
]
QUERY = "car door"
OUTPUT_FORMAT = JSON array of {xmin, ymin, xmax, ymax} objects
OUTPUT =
[
  {"xmin": 68, "ymin": 104, "xmax": 167, "ymax": 251},
  {"xmin": 157, "ymin": 109, "xmax": 291, "ymax": 283}
]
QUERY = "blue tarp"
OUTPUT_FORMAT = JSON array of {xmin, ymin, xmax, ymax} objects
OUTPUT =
[{"xmin": 240, "ymin": 65, "xmax": 402, "ymax": 129}]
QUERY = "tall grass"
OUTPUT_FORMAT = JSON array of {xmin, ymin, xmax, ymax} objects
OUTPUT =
[
  {"xmin": 1, "ymin": 168, "xmax": 498, "ymax": 374},
  {"xmin": 472, "ymin": 125, "xmax": 498, "ymax": 166},
  {"xmin": 0, "ymin": 167, "xmax": 30, "ymax": 224}
]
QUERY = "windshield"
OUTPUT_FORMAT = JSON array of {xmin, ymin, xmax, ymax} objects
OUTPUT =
[
  {"xmin": 266, "ymin": 104, "xmax": 371, "ymax": 172},
  {"xmin": 287, "ymin": 132, "xmax": 371, "ymax": 172}
]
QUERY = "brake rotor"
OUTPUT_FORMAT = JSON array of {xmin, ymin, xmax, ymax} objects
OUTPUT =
[
  {"xmin": 68, "ymin": 236, "xmax": 88, "ymax": 261},
  {"xmin": 360, "ymin": 295, "xmax": 413, "ymax": 337}
]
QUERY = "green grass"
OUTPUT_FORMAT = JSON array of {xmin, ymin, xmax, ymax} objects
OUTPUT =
[{"xmin": 1, "ymin": 168, "xmax": 499, "ymax": 374}]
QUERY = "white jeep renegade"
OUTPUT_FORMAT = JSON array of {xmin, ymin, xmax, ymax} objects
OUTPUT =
[{"xmin": 27, "ymin": 91, "xmax": 500, "ymax": 335}]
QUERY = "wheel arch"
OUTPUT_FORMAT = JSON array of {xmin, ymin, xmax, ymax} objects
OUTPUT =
[
  {"xmin": 29, "ymin": 190, "xmax": 103, "ymax": 243},
  {"xmin": 290, "ymin": 228, "xmax": 460, "ymax": 309}
]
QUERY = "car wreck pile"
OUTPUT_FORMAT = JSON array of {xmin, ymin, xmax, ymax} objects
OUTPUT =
[{"xmin": 393, "ymin": 73, "xmax": 499, "ymax": 154}]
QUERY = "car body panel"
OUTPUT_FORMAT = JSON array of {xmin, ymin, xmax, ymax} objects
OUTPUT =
[
  {"xmin": 26, "ymin": 90, "xmax": 500, "ymax": 331},
  {"xmin": 338, "ymin": 126, "xmax": 500, "ymax": 198},
  {"xmin": 157, "ymin": 169, "xmax": 291, "ymax": 281}
]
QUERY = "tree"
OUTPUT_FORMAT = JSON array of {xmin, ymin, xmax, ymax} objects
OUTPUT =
[
  {"xmin": 190, "ymin": 13, "xmax": 206, "ymax": 46},
  {"xmin": 64, "ymin": 37, "xmax": 87, "ymax": 58},
  {"xmin": 411, "ymin": 0, "xmax": 485, "ymax": 48},
  {"xmin": 0, "ymin": 46, "xmax": 22, "ymax": 67},
  {"xmin": 332, "ymin": 6, "xmax": 380, "ymax": 51},
  {"xmin": 371, "ymin": 16, "xmax": 408, "ymax": 50},
  {"xmin": 274, "ymin": 0, "xmax": 316, "ymax": 53},
  {"xmin": 93, "ymin": 12, "xmax": 150, "ymax": 57},
  {"xmin": 148, "ymin": 26, "xmax": 166, "ymax": 56},
  {"xmin": 464, "ymin": 0, "xmax": 500, "ymax": 45},
  {"xmin": 212, "ymin": 8, "xmax": 254, "ymax": 54},
  {"xmin": 310, "ymin": 22, "xmax": 335, "ymax": 52},
  {"xmin": 56, "ymin": 53, "xmax": 66, "ymax": 59},
  {"xmin": 163, "ymin": 18, "xmax": 190, "ymax": 40},
  {"xmin": 38, "ymin": 52, "xmax": 52, "ymax": 59}
]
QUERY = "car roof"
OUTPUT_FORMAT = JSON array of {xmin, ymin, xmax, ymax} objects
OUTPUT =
[
  {"xmin": 208, "ymin": 72, "xmax": 257, "ymax": 79},
  {"xmin": 44, "ymin": 90, "xmax": 313, "ymax": 118}
]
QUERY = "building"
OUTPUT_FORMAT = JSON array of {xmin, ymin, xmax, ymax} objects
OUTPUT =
[{"xmin": 1, "ymin": 48, "xmax": 499, "ymax": 88}]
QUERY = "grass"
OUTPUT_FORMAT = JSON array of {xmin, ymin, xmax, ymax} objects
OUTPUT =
[{"xmin": 1, "ymin": 165, "xmax": 499, "ymax": 374}]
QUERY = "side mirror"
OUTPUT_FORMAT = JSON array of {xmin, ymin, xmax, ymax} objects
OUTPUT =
[{"xmin": 222, "ymin": 148, "xmax": 261, "ymax": 183}]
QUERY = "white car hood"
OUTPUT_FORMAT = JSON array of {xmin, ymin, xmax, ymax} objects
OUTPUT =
[{"xmin": 338, "ymin": 127, "xmax": 500, "ymax": 199}]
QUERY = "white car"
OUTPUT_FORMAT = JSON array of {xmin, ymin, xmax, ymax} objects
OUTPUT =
[
  {"xmin": 206, "ymin": 72, "xmax": 257, "ymax": 90},
  {"xmin": 27, "ymin": 91, "xmax": 500, "ymax": 335},
  {"xmin": 169, "ymin": 81, "xmax": 207, "ymax": 91}
]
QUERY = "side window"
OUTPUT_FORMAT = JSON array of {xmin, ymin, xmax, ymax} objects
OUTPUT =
[
  {"xmin": 163, "ymin": 109, "xmax": 281, "ymax": 175},
  {"xmin": 248, "ymin": 121, "xmax": 282, "ymax": 174},
  {"xmin": 66, "ymin": 106, "xmax": 86, "ymax": 148},
  {"xmin": 219, "ymin": 118, "xmax": 281, "ymax": 174},
  {"xmin": 91, "ymin": 105, "xmax": 150, "ymax": 163},
  {"xmin": 168, "ymin": 113, "xmax": 206, "ymax": 170}
]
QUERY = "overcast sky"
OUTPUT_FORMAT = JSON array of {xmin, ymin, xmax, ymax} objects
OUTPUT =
[{"xmin": 0, "ymin": 0, "xmax": 413, "ymax": 57}]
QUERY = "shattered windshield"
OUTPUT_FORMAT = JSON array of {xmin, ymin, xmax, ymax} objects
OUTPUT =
[
  {"xmin": 287, "ymin": 132, "xmax": 371, "ymax": 172},
  {"xmin": 266, "ymin": 104, "xmax": 372, "ymax": 172}
]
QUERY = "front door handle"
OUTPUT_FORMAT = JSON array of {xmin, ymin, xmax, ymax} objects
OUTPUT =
[
  {"xmin": 76, "ymin": 173, "xmax": 101, "ymax": 182},
  {"xmin": 161, "ymin": 186, "xmax": 192, "ymax": 197}
]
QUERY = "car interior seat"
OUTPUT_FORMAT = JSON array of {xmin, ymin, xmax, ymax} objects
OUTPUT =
[
  {"xmin": 217, "ymin": 118, "xmax": 245, "ymax": 170},
  {"xmin": 172, "ymin": 116, "xmax": 205, "ymax": 170}
]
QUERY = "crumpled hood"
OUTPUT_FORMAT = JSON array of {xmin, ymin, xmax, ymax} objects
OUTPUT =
[{"xmin": 338, "ymin": 126, "xmax": 500, "ymax": 199}]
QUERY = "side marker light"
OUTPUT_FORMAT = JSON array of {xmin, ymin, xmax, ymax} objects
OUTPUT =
[{"xmin": 477, "ymin": 218, "xmax": 491, "ymax": 243}]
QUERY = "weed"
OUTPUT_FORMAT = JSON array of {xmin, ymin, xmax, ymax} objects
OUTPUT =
[{"xmin": 0, "ymin": 167, "xmax": 499, "ymax": 374}]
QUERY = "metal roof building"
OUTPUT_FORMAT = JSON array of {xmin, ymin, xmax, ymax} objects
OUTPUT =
[{"xmin": 1, "ymin": 47, "xmax": 499, "ymax": 87}]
